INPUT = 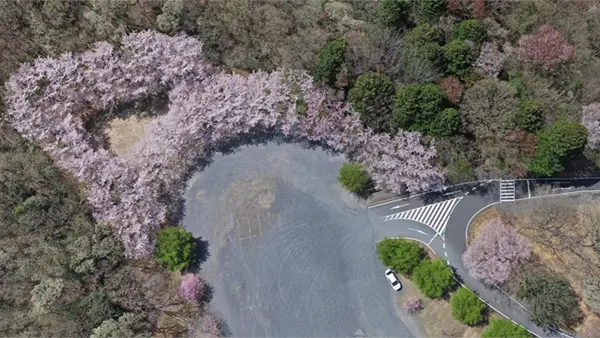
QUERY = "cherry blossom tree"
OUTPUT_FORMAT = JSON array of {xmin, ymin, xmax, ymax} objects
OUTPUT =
[
  {"xmin": 179, "ymin": 274, "xmax": 205, "ymax": 303},
  {"xmin": 6, "ymin": 30, "xmax": 444, "ymax": 258},
  {"xmin": 581, "ymin": 103, "xmax": 600, "ymax": 149},
  {"xmin": 404, "ymin": 296, "xmax": 422, "ymax": 313},
  {"xmin": 518, "ymin": 24, "xmax": 576, "ymax": 72},
  {"xmin": 462, "ymin": 218, "xmax": 531, "ymax": 285}
]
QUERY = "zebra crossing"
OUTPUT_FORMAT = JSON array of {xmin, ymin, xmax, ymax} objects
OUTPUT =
[
  {"xmin": 500, "ymin": 179, "xmax": 516, "ymax": 202},
  {"xmin": 382, "ymin": 197, "xmax": 462, "ymax": 235}
]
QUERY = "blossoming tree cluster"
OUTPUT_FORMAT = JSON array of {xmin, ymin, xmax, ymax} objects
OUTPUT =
[
  {"xmin": 6, "ymin": 31, "xmax": 443, "ymax": 257},
  {"xmin": 462, "ymin": 218, "xmax": 531, "ymax": 285}
]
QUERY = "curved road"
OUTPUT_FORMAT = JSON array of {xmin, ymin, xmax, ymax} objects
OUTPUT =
[{"xmin": 368, "ymin": 178, "xmax": 600, "ymax": 338}]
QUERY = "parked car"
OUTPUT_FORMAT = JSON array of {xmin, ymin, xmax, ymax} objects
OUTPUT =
[{"xmin": 385, "ymin": 268, "xmax": 402, "ymax": 291}]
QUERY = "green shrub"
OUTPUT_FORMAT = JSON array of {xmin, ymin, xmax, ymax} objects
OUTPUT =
[
  {"xmin": 447, "ymin": 152, "xmax": 474, "ymax": 183},
  {"xmin": 429, "ymin": 108, "xmax": 461, "ymax": 137},
  {"xmin": 454, "ymin": 20, "xmax": 487, "ymax": 44},
  {"xmin": 529, "ymin": 120, "xmax": 588, "ymax": 177},
  {"xmin": 377, "ymin": 0, "xmax": 411, "ymax": 28},
  {"xmin": 91, "ymin": 313, "xmax": 149, "ymax": 338},
  {"xmin": 442, "ymin": 39, "xmax": 475, "ymax": 77},
  {"xmin": 338, "ymin": 163, "xmax": 371, "ymax": 195},
  {"xmin": 518, "ymin": 275, "xmax": 581, "ymax": 328},
  {"xmin": 413, "ymin": 258, "xmax": 456, "ymax": 298},
  {"xmin": 515, "ymin": 99, "xmax": 544, "ymax": 132},
  {"xmin": 583, "ymin": 277, "xmax": 600, "ymax": 314},
  {"xmin": 376, "ymin": 238, "xmax": 424, "ymax": 275},
  {"xmin": 392, "ymin": 83, "xmax": 448, "ymax": 133},
  {"xmin": 450, "ymin": 287, "xmax": 486, "ymax": 326},
  {"xmin": 154, "ymin": 227, "xmax": 196, "ymax": 272},
  {"xmin": 482, "ymin": 318, "xmax": 530, "ymax": 338},
  {"xmin": 412, "ymin": 0, "xmax": 445, "ymax": 23},
  {"xmin": 508, "ymin": 75, "xmax": 527, "ymax": 99},
  {"xmin": 403, "ymin": 24, "xmax": 437, "ymax": 46},
  {"xmin": 348, "ymin": 72, "xmax": 395, "ymax": 132},
  {"xmin": 82, "ymin": 291, "xmax": 123, "ymax": 327},
  {"xmin": 313, "ymin": 37, "xmax": 347, "ymax": 86}
]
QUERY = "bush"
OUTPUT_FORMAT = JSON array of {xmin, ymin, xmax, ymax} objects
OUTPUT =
[
  {"xmin": 518, "ymin": 275, "xmax": 581, "ymax": 328},
  {"xmin": 442, "ymin": 39, "xmax": 475, "ymax": 77},
  {"xmin": 314, "ymin": 37, "xmax": 347, "ymax": 86},
  {"xmin": 529, "ymin": 120, "xmax": 588, "ymax": 177},
  {"xmin": 517, "ymin": 24, "xmax": 576, "ymax": 72},
  {"xmin": 377, "ymin": 0, "xmax": 411, "ymax": 28},
  {"xmin": 403, "ymin": 296, "xmax": 422, "ymax": 313},
  {"xmin": 348, "ymin": 72, "xmax": 395, "ymax": 132},
  {"xmin": 338, "ymin": 163, "xmax": 372, "ymax": 195},
  {"xmin": 392, "ymin": 83, "xmax": 448, "ymax": 133},
  {"xmin": 403, "ymin": 24, "xmax": 438, "ymax": 46},
  {"xmin": 156, "ymin": 0, "xmax": 183, "ymax": 34},
  {"xmin": 447, "ymin": 152, "xmax": 474, "ymax": 183},
  {"xmin": 475, "ymin": 41, "xmax": 508, "ymax": 77},
  {"xmin": 437, "ymin": 76, "xmax": 464, "ymax": 104},
  {"xmin": 376, "ymin": 238, "xmax": 424, "ymax": 275},
  {"xmin": 413, "ymin": 258, "xmax": 456, "ymax": 298},
  {"xmin": 30, "ymin": 278, "xmax": 64, "ymax": 316},
  {"xmin": 412, "ymin": 0, "xmax": 445, "ymax": 23},
  {"xmin": 454, "ymin": 20, "xmax": 487, "ymax": 44},
  {"xmin": 581, "ymin": 103, "xmax": 600, "ymax": 149},
  {"xmin": 582, "ymin": 277, "xmax": 600, "ymax": 314},
  {"xmin": 461, "ymin": 78, "xmax": 519, "ymax": 140},
  {"xmin": 482, "ymin": 318, "xmax": 531, "ymax": 338},
  {"xmin": 91, "ymin": 313, "xmax": 149, "ymax": 338},
  {"xmin": 515, "ymin": 99, "xmax": 544, "ymax": 132},
  {"xmin": 154, "ymin": 227, "xmax": 196, "ymax": 272},
  {"xmin": 403, "ymin": 24, "xmax": 444, "ymax": 69},
  {"xmin": 462, "ymin": 218, "xmax": 531, "ymax": 285},
  {"xmin": 82, "ymin": 291, "xmax": 123, "ymax": 328},
  {"xmin": 179, "ymin": 274, "xmax": 205, "ymax": 303},
  {"xmin": 450, "ymin": 287, "xmax": 486, "ymax": 326},
  {"xmin": 429, "ymin": 108, "xmax": 461, "ymax": 137}
]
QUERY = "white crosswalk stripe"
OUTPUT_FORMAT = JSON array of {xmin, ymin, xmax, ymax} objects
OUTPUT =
[
  {"xmin": 382, "ymin": 197, "xmax": 463, "ymax": 235},
  {"xmin": 500, "ymin": 179, "xmax": 515, "ymax": 202}
]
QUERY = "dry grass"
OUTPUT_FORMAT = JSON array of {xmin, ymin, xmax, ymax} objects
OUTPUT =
[
  {"xmin": 396, "ymin": 275, "xmax": 492, "ymax": 338},
  {"xmin": 469, "ymin": 199, "xmax": 600, "ymax": 337},
  {"xmin": 105, "ymin": 116, "xmax": 152, "ymax": 157},
  {"xmin": 467, "ymin": 208, "xmax": 501, "ymax": 245}
]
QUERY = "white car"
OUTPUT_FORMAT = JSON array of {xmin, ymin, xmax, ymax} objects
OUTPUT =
[{"xmin": 385, "ymin": 268, "xmax": 402, "ymax": 291}]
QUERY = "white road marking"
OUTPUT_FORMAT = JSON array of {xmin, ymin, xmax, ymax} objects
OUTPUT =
[
  {"xmin": 408, "ymin": 228, "xmax": 427, "ymax": 235},
  {"xmin": 444, "ymin": 252, "xmax": 447, "ymax": 257},
  {"xmin": 443, "ymin": 190, "xmax": 460, "ymax": 196},
  {"xmin": 384, "ymin": 197, "xmax": 462, "ymax": 236},
  {"xmin": 443, "ymin": 243, "xmax": 445, "ymax": 249},
  {"xmin": 390, "ymin": 203, "xmax": 409, "ymax": 210}
]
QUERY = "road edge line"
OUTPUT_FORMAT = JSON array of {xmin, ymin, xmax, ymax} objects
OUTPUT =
[{"xmin": 367, "ymin": 180, "xmax": 498, "ymax": 209}]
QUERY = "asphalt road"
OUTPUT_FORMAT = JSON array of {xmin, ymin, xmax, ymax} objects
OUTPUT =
[
  {"xmin": 368, "ymin": 178, "xmax": 600, "ymax": 338},
  {"xmin": 182, "ymin": 142, "xmax": 417, "ymax": 337}
]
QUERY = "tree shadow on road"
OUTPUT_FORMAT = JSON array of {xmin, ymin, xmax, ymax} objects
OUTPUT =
[{"xmin": 187, "ymin": 237, "xmax": 211, "ymax": 274}]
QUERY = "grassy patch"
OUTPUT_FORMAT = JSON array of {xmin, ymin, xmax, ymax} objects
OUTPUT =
[{"xmin": 396, "ymin": 275, "xmax": 496, "ymax": 338}]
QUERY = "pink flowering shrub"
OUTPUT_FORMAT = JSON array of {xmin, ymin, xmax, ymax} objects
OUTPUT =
[
  {"xmin": 5, "ymin": 31, "xmax": 443, "ymax": 257},
  {"xmin": 179, "ymin": 274, "xmax": 205, "ymax": 302},
  {"xmin": 518, "ymin": 24, "xmax": 576, "ymax": 72},
  {"xmin": 404, "ymin": 296, "xmax": 422, "ymax": 313},
  {"xmin": 462, "ymin": 218, "xmax": 531, "ymax": 285},
  {"xmin": 582, "ymin": 103, "xmax": 600, "ymax": 149}
]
